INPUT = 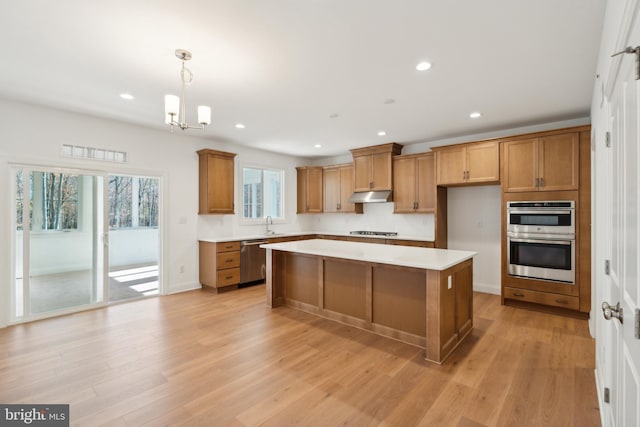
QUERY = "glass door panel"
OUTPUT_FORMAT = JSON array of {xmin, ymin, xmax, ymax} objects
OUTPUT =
[
  {"xmin": 108, "ymin": 175, "xmax": 160, "ymax": 302},
  {"xmin": 14, "ymin": 168, "xmax": 106, "ymax": 319}
]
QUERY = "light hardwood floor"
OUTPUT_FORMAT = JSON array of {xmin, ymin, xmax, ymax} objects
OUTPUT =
[{"xmin": 0, "ymin": 285, "xmax": 600, "ymax": 426}]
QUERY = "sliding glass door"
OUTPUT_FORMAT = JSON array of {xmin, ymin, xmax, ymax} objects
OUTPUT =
[
  {"xmin": 13, "ymin": 167, "xmax": 107, "ymax": 320},
  {"xmin": 107, "ymin": 174, "xmax": 160, "ymax": 302}
]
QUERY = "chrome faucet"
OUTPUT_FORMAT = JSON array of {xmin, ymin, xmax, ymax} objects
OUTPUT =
[{"xmin": 265, "ymin": 215, "xmax": 273, "ymax": 235}]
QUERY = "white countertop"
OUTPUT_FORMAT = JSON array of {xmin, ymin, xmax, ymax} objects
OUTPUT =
[
  {"xmin": 260, "ymin": 239, "xmax": 476, "ymax": 271},
  {"xmin": 199, "ymin": 231, "xmax": 434, "ymax": 243}
]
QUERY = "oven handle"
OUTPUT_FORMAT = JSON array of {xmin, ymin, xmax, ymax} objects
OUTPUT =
[
  {"xmin": 508, "ymin": 210, "xmax": 573, "ymax": 215},
  {"xmin": 509, "ymin": 237, "xmax": 573, "ymax": 245}
]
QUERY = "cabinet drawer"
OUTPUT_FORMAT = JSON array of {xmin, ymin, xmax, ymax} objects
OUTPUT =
[
  {"xmin": 216, "ymin": 252, "xmax": 240, "ymax": 269},
  {"xmin": 217, "ymin": 241, "xmax": 240, "ymax": 253},
  {"xmin": 504, "ymin": 286, "xmax": 579, "ymax": 310},
  {"xmin": 217, "ymin": 268, "xmax": 240, "ymax": 287},
  {"xmin": 386, "ymin": 239, "xmax": 434, "ymax": 248}
]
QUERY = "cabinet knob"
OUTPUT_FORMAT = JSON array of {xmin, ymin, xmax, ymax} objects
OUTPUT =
[
  {"xmin": 512, "ymin": 292, "xmax": 525, "ymax": 297},
  {"xmin": 540, "ymin": 177, "xmax": 545, "ymax": 187},
  {"xmin": 337, "ymin": 203, "xmax": 341, "ymax": 210},
  {"xmin": 369, "ymin": 181, "xmax": 373, "ymax": 189}
]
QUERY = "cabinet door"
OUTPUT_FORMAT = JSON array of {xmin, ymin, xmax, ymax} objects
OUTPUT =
[
  {"xmin": 339, "ymin": 165, "xmax": 356, "ymax": 212},
  {"xmin": 436, "ymin": 146, "xmax": 465, "ymax": 185},
  {"xmin": 353, "ymin": 156, "xmax": 372, "ymax": 191},
  {"xmin": 466, "ymin": 141, "xmax": 499, "ymax": 184},
  {"xmin": 306, "ymin": 167, "xmax": 324, "ymax": 212},
  {"xmin": 416, "ymin": 154, "xmax": 435, "ymax": 212},
  {"xmin": 502, "ymin": 138, "xmax": 538, "ymax": 192},
  {"xmin": 205, "ymin": 155, "xmax": 234, "ymax": 213},
  {"xmin": 393, "ymin": 157, "xmax": 417, "ymax": 212},
  {"xmin": 539, "ymin": 132, "xmax": 579, "ymax": 191},
  {"xmin": 323, "ymin": 168, "xmax": 340, "ymax": 213},
  {"xmin": 370, "ymin": 152, "xmax": 392, "ymax": 190},
  {"xmin": 296, "ymin": 168, "xmax": 307, "ymax": 213}
]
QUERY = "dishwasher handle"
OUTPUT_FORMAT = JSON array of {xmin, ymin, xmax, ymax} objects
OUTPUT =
[{"xmin": 241, "ymin": 240, "xmax": 268, "ymax": 247}]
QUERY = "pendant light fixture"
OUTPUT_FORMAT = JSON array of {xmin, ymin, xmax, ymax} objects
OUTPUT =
[{"xmin": 164, "ymin": 49, "xmax": 211, "ymax": 131}]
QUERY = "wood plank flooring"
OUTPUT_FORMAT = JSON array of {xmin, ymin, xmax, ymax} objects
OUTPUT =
[{"xmin": 0, "ymin": 285, "xmax": 600, "ymax": 426}]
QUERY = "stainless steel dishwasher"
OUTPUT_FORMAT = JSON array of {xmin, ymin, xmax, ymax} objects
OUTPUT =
[{"xmin": 240, "ymin": 239, "xmax": 267, "ymax": 285}]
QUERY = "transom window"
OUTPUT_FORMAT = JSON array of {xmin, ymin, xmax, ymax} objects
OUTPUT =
[{"xmin": 242, "ymin": 167, "xmax": 284, "ymax": 220}]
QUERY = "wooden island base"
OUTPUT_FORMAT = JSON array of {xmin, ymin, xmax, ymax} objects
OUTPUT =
[{"xmin": 264, "ymin": 245, "xmax": 474, "ymax": 364}]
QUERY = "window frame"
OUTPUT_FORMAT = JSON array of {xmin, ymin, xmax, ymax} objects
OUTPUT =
[{"xmin": 238, "ymin": 163, "xmax": 286, "ymax": 225}]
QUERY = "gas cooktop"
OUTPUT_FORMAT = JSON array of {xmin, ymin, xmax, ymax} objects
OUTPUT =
[{"xmin": 349, "ymin": 230, "xmax": 398, "ymax": 237}]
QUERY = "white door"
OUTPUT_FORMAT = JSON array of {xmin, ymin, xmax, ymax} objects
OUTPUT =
[{"xmin": 596, "ymin": 19, "xmax": 640, "ymax": 426}]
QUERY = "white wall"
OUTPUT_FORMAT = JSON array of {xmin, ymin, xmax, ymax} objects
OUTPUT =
[
  {"xmin": 305, "ymin": 205, "xmax": 434, "ymax": 239},
  {"xmin": 448, "ymin": 186, "xmax": 502, "ymax": 294}
]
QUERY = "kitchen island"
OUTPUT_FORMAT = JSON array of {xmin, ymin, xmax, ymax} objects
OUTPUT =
[{"xmin": 261, "ymin": 239, "xmax": 476, "ymax": 364}]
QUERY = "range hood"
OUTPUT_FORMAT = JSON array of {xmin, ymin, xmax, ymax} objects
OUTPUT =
[{"xmin": 348, "ymin": 190, "xmax": 392, "ymax": 203}]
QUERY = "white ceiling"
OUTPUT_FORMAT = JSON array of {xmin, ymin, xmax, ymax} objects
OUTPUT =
[{"xmin": 0, "ymin": 1, "xmax": 605, "ymax": 157}]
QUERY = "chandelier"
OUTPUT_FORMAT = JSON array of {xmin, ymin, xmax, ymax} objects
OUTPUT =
[{"xmin": 164, "ymin": 49, "xmax": 211, "ymax": 131}]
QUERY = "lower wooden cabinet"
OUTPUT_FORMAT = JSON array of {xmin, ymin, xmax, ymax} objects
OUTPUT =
[
  {"xmin": 386, "ymin": 239, "xmax": 434, "ymax": 248},
  {"xmin": 503, "ymin": 286, "xmax": 579, "ymax": 310},
  {"xmin": 199, "ymin": 241, "xmax": 241, "ymax": 291}
]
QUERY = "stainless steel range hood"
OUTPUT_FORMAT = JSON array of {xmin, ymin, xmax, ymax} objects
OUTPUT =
[{"xmin": 348, "ymin": 190, "xmax": 392, "ymax": 203}]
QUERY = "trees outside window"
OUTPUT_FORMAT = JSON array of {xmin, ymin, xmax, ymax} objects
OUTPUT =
[
  {"xmin": 15, "ymin": 171, "xmax": 159, "ymax": 231},
  {"xmin": 109, "ymin": 175, "xmax": 159, "ymax": 229},
  {"xmin": 15, "ymin": 171, "xmax": 79, "ymax": 231}
]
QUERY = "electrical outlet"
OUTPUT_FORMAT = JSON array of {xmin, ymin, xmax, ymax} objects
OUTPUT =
[{"xmin": 179, "ymin": 265, "xmax": 185, "ymax": 274}]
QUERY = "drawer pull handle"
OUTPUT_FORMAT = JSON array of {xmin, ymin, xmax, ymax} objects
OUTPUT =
[
  {"xmin": 513, "ymin": 292, "xmax": 525, "ymax": 297},
  {"xmin": 226, "ymin": 276, "xmax": 233, "ymax": 280},
  {"xmin": 225, "ymin": 260, "xmax": 233, "ymax": 263},
  {"xmin": 555, "ymin": 299, "xmax": 568, "ymax": 305}
]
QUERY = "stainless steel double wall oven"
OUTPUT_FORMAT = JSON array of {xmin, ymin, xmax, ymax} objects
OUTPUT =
[{"xmin": 506, "ymin": 201, "xmax": 575, "ymax": 284}]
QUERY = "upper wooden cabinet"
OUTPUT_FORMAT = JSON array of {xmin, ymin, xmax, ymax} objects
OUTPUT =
[
  {"xmin": 502, "ymin": 132, "xmax": 579, "ymax": 192},
  {"xmin": 197, "ymin": 149, "xmax": 236, "ymax": 214},
  {"xmin": 393, "ymin": 153, "xmax": 435, "ymax": 213},
  {"xmin": 296, "ymin": 166, "xmax": 323, "ymax": 213},
  {"xmin": 351, "ymin": 143, "xmax": 403, "ymax": 191},
  {"xmin": 433, "ymin": 141, "xmax": 499, "ymax": 186},
  {"xmin": 323, "ymin": 164, "xmax": 363, "ymax": 214}
]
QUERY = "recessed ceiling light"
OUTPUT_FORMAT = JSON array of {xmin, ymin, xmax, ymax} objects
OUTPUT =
[
  {"xmin": 314, "ymin": 144, "xmax": 322, "ymax": 148},
  {"xmin": 377, "ymin": 131, "xmax": 387, "ymax": 136},
  {"xmin": 329, "ymin": 113, "xmax": 339, "ymax": 119},
  {"xmin": 120, "ymin": 93, "xmax": 134, "ymax": 100},
  {"xmin": 469, "ymin": 112, "xmax": 482, "ymax": 119},
  {"xmin": 235, "ymin": 123, "xmax": 246, "ymax": 129},
  {"xmin": 383, "ymin": 98, "xmax": 395, "ymax": 105},
  {"xmin": 416, "ymin": 61, "xmax": 432, "ymax": 71}
]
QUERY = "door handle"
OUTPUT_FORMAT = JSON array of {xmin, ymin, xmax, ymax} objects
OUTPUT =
[{"xmin": 602, "ymin": 301, "xmax": 623, "ymax": 323}]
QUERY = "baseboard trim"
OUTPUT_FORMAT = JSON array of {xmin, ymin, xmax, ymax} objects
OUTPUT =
[
  {"xmin": 473, "ymin": 282, "xmax": 501, "ymax": 295},
  {"xmin": 167, "ymin": 282, "xmax": 201, "ymax": 295}
]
